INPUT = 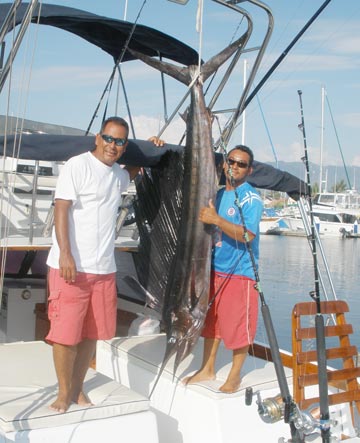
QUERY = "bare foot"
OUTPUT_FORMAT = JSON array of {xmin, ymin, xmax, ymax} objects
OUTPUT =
[
  {"xmin": 73, "ymin": 391, "xmax": 93, "ymax": 407},
  {"xmin": 182, "ymin": 370, "xmax": 216, "ymax": 385},
  {"xmin": 49, "ymin": 393, "xmax": 71, "ymax": 414},
  {"xmin": 219, "ymin": 377, "xmax": 241, "ymax": 393}
]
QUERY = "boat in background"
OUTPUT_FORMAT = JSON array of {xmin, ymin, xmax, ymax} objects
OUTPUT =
[
  {"xmin": 270, "ymin": 191, "xmax": 360, "ymax": 238},
  {"xmin": 279, "ymin": 206, "xmax": 359, "ymax": 237},
  {"xmin": 260, "ymin": 207, "xmax": 290, "ymax": 234},
  {"xmin": 313, "ymin": 189, "xmax": 360, "ymax": 212}
]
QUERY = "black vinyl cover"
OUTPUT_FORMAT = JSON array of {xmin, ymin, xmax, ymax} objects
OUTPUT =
[
  {"xmin": 0, "ymin": 3, "xmax": 199, "ymax": 65},
  {"xmin": 0, "ymin": 133, "xmax": 306, "ymax": 199}
]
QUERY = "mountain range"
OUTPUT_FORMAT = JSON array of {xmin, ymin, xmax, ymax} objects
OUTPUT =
[{"xmin": 268, "ymin": 161, "xmax": 359, "ymax": 192}]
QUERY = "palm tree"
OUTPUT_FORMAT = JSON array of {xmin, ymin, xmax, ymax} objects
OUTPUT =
[
  {"xmin": 311, "ymin": 182, "xmax": 319, "ymax": 196},
  {"xmin": 331, "ymin": 180, "xmax": 347, "ymax": 193}
]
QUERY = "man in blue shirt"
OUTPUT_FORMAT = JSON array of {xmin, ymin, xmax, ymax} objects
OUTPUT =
[{"xmin": 184, "ymin": 145, "xmax": 263, "ymax": 393}]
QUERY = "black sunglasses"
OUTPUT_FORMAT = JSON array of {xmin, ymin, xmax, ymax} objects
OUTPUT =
[
  {"xmin": 101, "ymin": 134, "xmax": 127, "ymax": 147},
  {"xmin": 227, "ymin": 158, "xmax": 249, "ymax": 169}
]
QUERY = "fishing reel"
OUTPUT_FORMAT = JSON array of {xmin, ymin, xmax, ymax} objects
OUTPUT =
[
  {"xmin": 245, "ymin": 388, "xmax": 286, "ymax": 424},
  {"xmin": 245, "ymin": 388, "xmax": 337, "ymax": 436}
]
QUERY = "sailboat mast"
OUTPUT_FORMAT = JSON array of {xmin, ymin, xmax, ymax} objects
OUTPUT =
[
  {"xmin": 241, "ymin": 59, "xmax": 247, "ymax": 144},
  {"xmin": 319, "ymin": 86, "xmax": 325, "ymax": 193}
]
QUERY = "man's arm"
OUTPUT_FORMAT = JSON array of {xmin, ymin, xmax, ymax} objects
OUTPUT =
[
  {"xmin": 124, "ymin": 165, "xmax": 141, "ymax": 181},
  {"xmin": 54, "ymin": 198, "xmax": 77, "ymax": 283},
  {"xmin": 124, "ymin": 136, "xmax": 165, "ymax": 180},
  {"xmin": 199, "ymin": 199, "xmax": 256, "ymax": 242}
]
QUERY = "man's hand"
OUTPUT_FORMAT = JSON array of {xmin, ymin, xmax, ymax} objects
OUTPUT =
[
  {"xmin": 126, "ymin": 136, "xmax": 165, "ymax": 179},
  {"xmin": 199, "ymin": 199, "xmax": 219, "ymax": 225},
  {"xmin": 59, "ymin": 252, "xmax": 77, "ymax": 283},
  {"xmin": 148, "ymin": 136, "xmax": 165, "ymax": 147}
]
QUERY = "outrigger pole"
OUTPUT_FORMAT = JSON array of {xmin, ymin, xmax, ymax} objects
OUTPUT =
[
  {"xmin": 297, "ymin": 90, "xmax": 331, "ymax": 443},
  {"xmin": 244, "ymin": 0, "xmax": 333, "ymax": 110},
  {"xmin": 216, "ymin": 0, "xmax": 333, "ymax": 147}
]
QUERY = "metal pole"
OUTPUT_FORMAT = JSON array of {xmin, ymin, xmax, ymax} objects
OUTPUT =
[
  {"xmin": 241, "ymin": 59, "xmax": 247, "ymax": 145},
  {"xmin": 319, "ymin": 86, "xmax": 325, "ymax": 193},
  {"xmin": 0, "ymin": 0, "xmax": 39, "ymax": 94},
  {"xmin": 297, "ymin": 90, "xmax": 331, "ymax": 443},
  {"xmin": 28, "ymin": 160, "xmax": 39, "ymax": 244}
]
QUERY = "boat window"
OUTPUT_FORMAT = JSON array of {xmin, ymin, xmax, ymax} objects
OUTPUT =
[
  {"xmin": 14, "ymin": 164, "xmax": 54, "ymax": 195},
  {"xmin": 342, "ymin": 213, "xmax": 357, "ymax": 224},
  {"xmin": 349, "ymin": 196, "xmax": 358, "ymax": 207},
  {"xmin": 16, "ymin": 164, "xmax": 53, "ymax": 176},
  {"xmin": 313, "ymin": 212, "xmax": 340, "ymax": 223},
  {"xmin": 14, "ymin": 188, "xmax": 53, "ymax": 195},
  {"xmin": 317, "ymin": 194, "xmax": 336, "ymax": 206},
  {"xmin": 334, "ymin": 195, "xmax": 345, "ymax": 206}
]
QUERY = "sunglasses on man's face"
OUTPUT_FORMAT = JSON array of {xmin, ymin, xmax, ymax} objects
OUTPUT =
[
  {"xmin": 101, "ymin": 134, "xmax": 127, "ymax": 147},
  {"xmin": 227, "ymin": 158, "xmax": 249, "ymax": 169}
]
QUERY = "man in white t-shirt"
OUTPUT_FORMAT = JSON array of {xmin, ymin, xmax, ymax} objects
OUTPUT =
[{"xmin": 46, "ymin": 116, "xmax": 163, "ymax": 413}]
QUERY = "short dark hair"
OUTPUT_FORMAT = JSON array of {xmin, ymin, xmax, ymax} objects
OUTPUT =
[
  {"xmin": 227, "ymin": 145, "xmax": 254, "ymax": 167},
  {"xmin": 100, "ymin": 116, "xmax": 129, "ymax": 137}
]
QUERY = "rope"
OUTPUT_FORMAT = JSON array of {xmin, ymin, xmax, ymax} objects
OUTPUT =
[
  {"xmin": 255, "ymin": 91, "xmax": 278, "ymax": 167},
  {"xmin": 86, "ymin": 0, "xmax": 147, "ymax": 134},
  {"xmin": 0, "ymin": 1, "xmax": 43, "ymax": 293},
  {"xmin": 325, "ymin": 93, "xmax": 352, "ymax": 190}
]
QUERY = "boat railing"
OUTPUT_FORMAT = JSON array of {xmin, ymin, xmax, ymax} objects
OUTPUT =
[{"xmin": 0, "ymin": 170, "xmax": 57, "ymax": 192}]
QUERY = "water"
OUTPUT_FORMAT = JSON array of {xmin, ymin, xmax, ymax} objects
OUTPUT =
[
  {"xmin": 116, "ymin": 233, "xmax": 360, "ymax": 360},
  {"xmin": 257, "ymin": 235, "xmax": 360, "ymax": 353}
]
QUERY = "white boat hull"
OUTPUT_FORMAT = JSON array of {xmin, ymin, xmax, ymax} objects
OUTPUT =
[{"xmin": 96, "ymin": 334, "xmax": 358, "ymax": 443}]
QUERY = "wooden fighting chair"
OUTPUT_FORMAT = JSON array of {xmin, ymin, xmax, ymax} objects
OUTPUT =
[{"xmin": 292, "ymin": 300, "xmax": 360, "ymax": 423}]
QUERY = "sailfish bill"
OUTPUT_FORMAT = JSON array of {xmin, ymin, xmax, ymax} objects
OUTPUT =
[{"xmin": 129, "ymin": 31, "xmax": 249, "ymax": 395}]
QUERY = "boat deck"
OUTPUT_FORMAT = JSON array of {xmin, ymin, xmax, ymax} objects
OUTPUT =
[
  {"xmin": 96, "ymin": 334, "xmax": 358, "ymax": 443},
  {"xmin": 0, "ymin": 341, "xmax": 158, "ymax": 443}
]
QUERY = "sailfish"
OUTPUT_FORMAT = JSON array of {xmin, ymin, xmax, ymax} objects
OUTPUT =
[{"xmin": 129, "ymin": 31, "xmax": 249, "ymax": 391}]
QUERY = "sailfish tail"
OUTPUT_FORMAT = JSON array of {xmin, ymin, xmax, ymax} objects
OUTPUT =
[
  {"xmin": 200, "ymin": 31, "xmax": 249, "ymax": 82},
  {"xmin": 129, "ymin": 29, "xmax": 249, "ymax": 85}
]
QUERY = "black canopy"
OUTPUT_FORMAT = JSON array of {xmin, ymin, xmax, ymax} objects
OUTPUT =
[
  {"xmin": 0, "ymin": 3, "xmax": 199, "ymax": 65},
  {"xmin": 0, "ymin": 4, "xmax": 305, "ymax": 199},
  {"xmin": 0, "ymin": 133, "xmax": 306, "ymax": 199}
]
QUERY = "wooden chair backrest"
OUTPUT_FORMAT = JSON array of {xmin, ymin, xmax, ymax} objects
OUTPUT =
[{"xmin": 292, "ymin": 300, "xmax": 360, "ymax": 419}]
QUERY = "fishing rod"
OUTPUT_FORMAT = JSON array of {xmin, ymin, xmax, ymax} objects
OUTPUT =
[
  {"xmin": 297, "ymin": 90, "xmax": 331, "ymax": 443},
  {"xmin": 218, "ymin": 145, "xmax": 305, "ymax": 443}
]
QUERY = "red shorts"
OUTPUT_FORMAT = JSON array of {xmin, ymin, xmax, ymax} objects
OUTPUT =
[
  {"xmin": 46, "ymin": 268, "xmax": 117, "ymax": 346},
  {"xmin": 201, "ymin": 271, "xmax": 259, "ymax": 350}
]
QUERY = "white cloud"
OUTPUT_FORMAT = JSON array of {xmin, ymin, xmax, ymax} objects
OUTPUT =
[
  {"xmin": 129, "ymin": 112, "xmax": 230, "ymax": 146},
  {"xmin": 129, "ymin": 114, "xmax": 185, "ymax": 143},
  {"xmin": 304, "ymin": 20, "xmax": 360, "ymax": 55},
  {"xmin": 352, "ymin": 156, "xmax": 360, "ymax": 167},
  {"xmin": 11, "ymin": 65, "xmax": 111, "ymax": 92},
  {"xmin": 331, "ymin": 37, "xmax": 360, "ymax": 55},
  {"xmin": 260, "ymin": 53, "xmax": 359, "ymax": 75}
]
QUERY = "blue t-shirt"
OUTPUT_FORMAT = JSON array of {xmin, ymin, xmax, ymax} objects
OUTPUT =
[{"xmin": 212, "ymin": 182, "xmax": 263, "ymax": 279}]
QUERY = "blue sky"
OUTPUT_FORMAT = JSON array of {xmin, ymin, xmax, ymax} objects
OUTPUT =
[{"xmin": 1, "ymin": 0, "xmax": 360, "ymax": 183}]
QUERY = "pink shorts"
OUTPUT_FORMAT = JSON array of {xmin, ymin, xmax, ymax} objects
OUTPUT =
[
  {"xmin": 46, "ymin": 268, "xmax": 117, "ymax": 346},
  {"xmin": 201, "ymin": 271, "xmax": 259, "ymax": 350}
]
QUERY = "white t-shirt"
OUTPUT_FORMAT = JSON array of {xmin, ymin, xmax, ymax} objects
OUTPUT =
[{"xmin": 47, "ymin": 151, "xmax": 130, "ymax": 274}]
